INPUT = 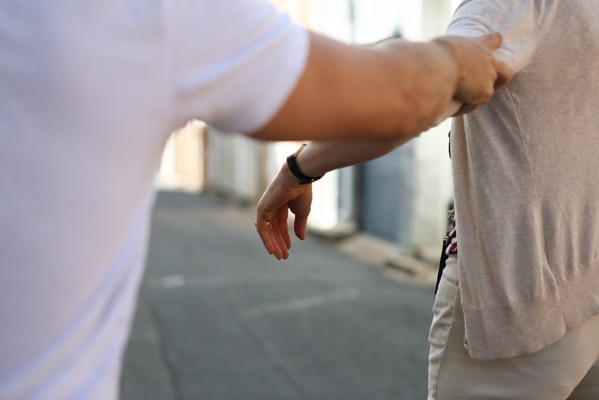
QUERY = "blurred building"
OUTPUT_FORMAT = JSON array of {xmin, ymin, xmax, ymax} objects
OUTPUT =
[{"xmin": 157, "ymin": 0, "xmax": 463, "ymax": 258}]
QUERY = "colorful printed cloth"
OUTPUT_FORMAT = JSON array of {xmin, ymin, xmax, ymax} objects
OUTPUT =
[
  {"xmin": 435, "ymin": 208, "xmax": 458, "ymax": 294},
  {"xmin": 445, "ymin": 210, "xmax": 458, "ymax": 255}
]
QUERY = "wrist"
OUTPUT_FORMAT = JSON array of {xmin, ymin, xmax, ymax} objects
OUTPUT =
[
  {"xmin": 431, "ymin": 37, "xmax": 461, "ymax": 93},
  {"xmin": 286, "ymin": 144, "xmax": 324, "ymax": 185}
]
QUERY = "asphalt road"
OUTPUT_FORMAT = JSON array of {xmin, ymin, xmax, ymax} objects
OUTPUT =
[{"xmin": 120, "ymin": 191, "xmax": 437, "ymax": 400}]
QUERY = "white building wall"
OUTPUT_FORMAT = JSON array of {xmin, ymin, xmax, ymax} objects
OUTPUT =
[
  {"xmin": 347, "ymin": 0, "xmax": 455, "ymax": 255},
  {"xmin": 157, "ymin": 120, "xmax": 207, "ymax": 192},
  {"xmin": 206, "ymin": 128, "xmax": 263, "ymax": 202},
  {"xmin": 412, "ymin": 0, "xmax": 455, "ymax": 255}
]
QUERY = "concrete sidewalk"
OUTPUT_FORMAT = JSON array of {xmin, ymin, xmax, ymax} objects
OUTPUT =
[{"xmin": 120, "ymin": 191, "xmax": 438, "ymax": 400}]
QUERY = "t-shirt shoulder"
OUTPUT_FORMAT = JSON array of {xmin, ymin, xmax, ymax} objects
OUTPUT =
[{"xmin": 165, "ymin": 0, "xmax": 309, "ymax": 134}]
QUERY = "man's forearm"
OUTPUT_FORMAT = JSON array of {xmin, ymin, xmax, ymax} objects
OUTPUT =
[
  {"xmin": 254, "ymin": 32, "xmax": 457, "ymax": 142},
  {"xmin": 253, "ymin": 31, "xmax": 510, "ymax": 143}
]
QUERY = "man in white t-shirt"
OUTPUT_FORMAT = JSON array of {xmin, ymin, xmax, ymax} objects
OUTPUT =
[
  {"xmin": 256, "ymin": 0, "xmax": 599, "ymax": 399},
  {"xmin": 0, "ymin": 0, "xmax": 511, "ymax": 398}
]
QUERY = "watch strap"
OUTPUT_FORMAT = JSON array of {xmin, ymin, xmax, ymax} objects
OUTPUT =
[{"xmin": 286, "ymin": 144, "xmax": 324, "ymax": 185}]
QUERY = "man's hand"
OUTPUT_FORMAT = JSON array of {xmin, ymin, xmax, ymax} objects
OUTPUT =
[
  {"xmin": 255, "ymin": 166, "xmax": 313, "ymax": 260},
  {"xmin": 436, "ymin": 33, "xmax": 514, "ymax": 113}
]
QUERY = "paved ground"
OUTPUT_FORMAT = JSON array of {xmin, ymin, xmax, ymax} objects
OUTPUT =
[{"xmin": 120, "ymin": 191, "xmax": 438, "ymax": 400}]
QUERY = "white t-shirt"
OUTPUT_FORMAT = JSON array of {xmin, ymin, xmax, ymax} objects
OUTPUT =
[{"xmin": 0, "ymin": 0, "xmax": 308, "ymax": 398}]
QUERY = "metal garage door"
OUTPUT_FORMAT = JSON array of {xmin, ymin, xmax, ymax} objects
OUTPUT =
[{"xmin": 360, "ymin": 143, "xmax": 415, "ymax": 248}]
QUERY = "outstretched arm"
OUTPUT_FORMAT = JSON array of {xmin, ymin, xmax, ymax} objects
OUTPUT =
[{"xmin": 252, "ymin": 31, "xmax": 512, "ymax": 142}]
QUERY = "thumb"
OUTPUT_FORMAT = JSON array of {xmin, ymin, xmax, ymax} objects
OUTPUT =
[
  {"xmin": 293, "ymin": 214, "xmax": 308, "ymax": 240},
  {"xmin": 478, "ymin": 32, "xmax": 503, "ymax": 51}
]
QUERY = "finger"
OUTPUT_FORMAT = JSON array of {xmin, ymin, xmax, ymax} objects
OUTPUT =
[
  {"xmin": 255, "ymin": 208, "xmax": 278, "ymax": 255},
  {"xmin": 260, "ymin": 207, "xmax": 292, "ymax": 259},
  {"xmin": 293, "ymin": 213, "xmax": 309, "ymax": 241},
  {"xmin": 273, "ymin": 210, "xmax": 292, "ymax": 249},
  {"xmin": 259, "ymin": 226, "xmax": 288, "ymax": 260},
  {"xmin": 478, "ymin": 32, "xmax": 503, "ymax": 51},
  {"xmin": 266, "ymin": 230, "xmax": 289, "ymax": 260},
  {"xmin": 454, "ymin": 102, "xmax": 479, "ymax": 116},
  {"xmin": 493, "ymin": 60, "xmax": 514, "ymax": 90},
  {"xmin": 256, "ymin": 221, "xmax": 276, "ymax": 256},
  {"xmin": 271, "ymin": 212, "xmax": 291, "ymax": 259}
]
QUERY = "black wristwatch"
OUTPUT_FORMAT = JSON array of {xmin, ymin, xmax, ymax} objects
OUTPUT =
[{"xmin": 286, "ymin": 144, "xmax": 324, "ymax": 185}]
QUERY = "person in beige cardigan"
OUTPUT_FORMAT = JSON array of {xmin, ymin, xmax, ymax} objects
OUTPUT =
[{"xmin": 256, "ymin": 1, "xmax": 599, "ymax": 398}]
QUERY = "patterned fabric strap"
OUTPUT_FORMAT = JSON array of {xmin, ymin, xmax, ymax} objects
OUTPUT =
[
  {"xmin": 445, "ymin": 209, "xmax": 458, "ymax": 255},
  {"xmin": 435, "ymin": 209, "xmax": 458, "ymax": 294}
]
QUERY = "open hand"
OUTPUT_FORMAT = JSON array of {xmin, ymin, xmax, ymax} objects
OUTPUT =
[{"xmin": 255, "ymin": 167, "xmax": 313, "ymax": 260}]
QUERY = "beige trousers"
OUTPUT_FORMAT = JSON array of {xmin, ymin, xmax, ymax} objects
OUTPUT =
[{"xmin": 428, "ymin": 256, "xmax": 599, "ymax": 400}]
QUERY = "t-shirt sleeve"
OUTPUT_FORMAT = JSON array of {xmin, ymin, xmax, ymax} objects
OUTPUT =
[
  {"xmin": 446, "ymin": 0, "xmax": 541, "ymax": 73},
  {"xmin": 166, "ymin": 0, "xmax": 309, "ymax": 134}
]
